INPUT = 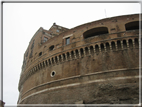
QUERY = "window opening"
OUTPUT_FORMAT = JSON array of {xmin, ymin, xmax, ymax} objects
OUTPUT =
[
  {"xmin": 51, "ymin": 71, "xmax": 56, "ymax": 77},
  {"xmin": 66, "ymin": 37, "xmax": 70, "ymax": 45},
  {"xmin": 117, "ymin": 40, "xmax": 121, "ymax": 50},
  {"xmin": 71, "ymin": 51, "xmax": 75, "ymax": 59},
  {"xmin": 43, "ymin": 37, "xmax": 48, "ymax": 43},
  {"xmin": 85, "ymin": 47, "xmax": 89, "ymax": 55},
  {"xmin": 49, "ymin": 45, "xmax": 54, "ymax": 51},
  {"xmin": 100, "ymin": 43, "xmax": 105, "ymax": 52},
  {"xmin": 135, "ymin": 38, "xmax": 139, "ymax": 48},
  {"xmin": 67, "ymin": 52, "xmax": 70, "ymax": 60},
  {"xmin": 90, "ymin": 46, "xmax": 94, "ymax": 55},
  {"xmin": 95, "ymin": 45, "xmax": 99, "ymax": 53},
  {"xmin": 123, "ymin": 40, "xmax": 127, "ymax": 49},
  {"xmin": 75, "ymin": 49, "xmax": 79, "ymax": 58},
  {"xmin": 128, "ymin": 39, "xmax": 133, "ymax": 48},
  {"xmin": 125, "ymin": 21, "xmax": 141, "ymax": 31},
  {"xmin": 111, "ymin": 41, "xmax": 116, "ymax": 51},
  {"xmin": 80, "ymin": 48, "xmax": 84, "ymax": 57},
  {"xmin": 83, "ymin": 27, "xmax": 108, "ymax": 39},
  {"xmin": 106, "ymin": 42, "xmax": 110, "ymax": 51},
  {"xmin": 39, "ymin": 52, "xmax": 42, "ymax": 56}
]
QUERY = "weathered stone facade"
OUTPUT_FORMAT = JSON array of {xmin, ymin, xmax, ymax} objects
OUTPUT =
[{"xmin": 17, "ymin": 14, "xmax": 141, "ymax": 105}]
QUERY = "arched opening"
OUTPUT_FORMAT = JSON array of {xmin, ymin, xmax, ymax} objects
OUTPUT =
[
  {"xmin": 63, "ymin": 54, "xmax": 66, "ymax": 61},
  {"xmin": 39, "ymin": 52, "xmax": 42, "ymax": 56},
  {"xmin": 128, "ymin": 39, "xmax": 133, "ymax": 48},
  {"xmin": 111, "ymin": 41, "xmax": 116, "ymax": 51},
  {"xmin": 135, "ymin": 38, "xmax": 139, "ymax": 48},
  {"xmin": 55, "ymin": 56, "xmax": 58, "ymax": 64},
  {"xmin": 38, "ymin": 64, "xmax": 40, "ymax": 69},
  {"xmin": 48, "ymin": 59, "xmax": 51, "ymax": 66},
  {"xmin": 71, "ymin": 51, "xmax": 75, "ymax": 59},
  {"xmin": 125, "ymin": 21, "xmax": 141, "ymax": 31},
  {"xmin": 75, "ymin": 49, "xmax": 79, "ymax": 58},
  {"xmin": 49, "ymin": 45, "xmax": 54, "ymax": 51},
  {"xmin": 45, "ymin": 60, "xmax": 48, "ymax": 66},
  {"xmin": 80, "ymin": 48, "xmax": 84, "ymax": 57},
  {"xmin": 95, "ymin": 44, "xmax": 99, "ymax": 53},
  {"xmin": 90, "ymin": 46, "xmax": 94, "ymax": 55},
  {"xmin": 40, "ymin": 63, "xmax": 42, "ymax": 69},
  {"xmin": 52, "ymin": 58, "xmax": 54, "ymax": 65},
  {"xmin": 117, "ymin": 40, "xmax": 121, "ymax": 50},
  {"xmin": 83, "ymin": 27, "xmax": 109, "ymax": 39},
  {"xmin": 59, "ymin": 55, "xmax": 62, "ymax": 62},
  {"xmin": 43, "ymin": 61, "xmax": 45, "ymax": 68},
  {"xmin": 106, "ymin": 42, "xmax": 110, "ymax": 51},
  {"xmin": 123, "ymin": 40, "xmax": 127, "ymax": 49},
  {"xmin": 67, "ymin": 52, "xmax": 70, "ymax": 60},
  {"xmin": 100, "ymin": 43, "xmax": 105, "ymax": 52},
  {"xmin": 85, "ymin": 47, "xmax": 89, "ymax": 56}
]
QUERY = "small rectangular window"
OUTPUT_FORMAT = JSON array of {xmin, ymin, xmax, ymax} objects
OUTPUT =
[
  {"xmin": 66, "ymin": 37, "xmax": 70, "ymax": 45},
  {"xmin": 43, "ymin": 37, "xmax": 48, "ymax": 43}
]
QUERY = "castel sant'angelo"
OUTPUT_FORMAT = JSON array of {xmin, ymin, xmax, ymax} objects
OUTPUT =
[{"xmin": 18, "ymin": 14, "xmax": 141, "ymax": 105}]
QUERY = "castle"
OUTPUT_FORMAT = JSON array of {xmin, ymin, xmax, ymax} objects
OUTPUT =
[{"xmin": 18, "ymin": 14, "xmax": 141, "ymax": 105}]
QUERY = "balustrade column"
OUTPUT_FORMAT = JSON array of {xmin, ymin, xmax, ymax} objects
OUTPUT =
[
  {"xmin": 61, "ymin": 55, "xmax": 64, "ymax": 62},
  {"xmin": 43, "ymin": 61, "xmax": 46, "ymax": 67},
  {"xmin": 126, "ymin": 40, "xmax": 129, "ymax": 48},
  {"xmin": 57, "ymin": 56, "xmax": 60, "ymax": 63},
  {"xmin": 104, "ymin": 44, "xmax": 107, "ymax": 52},
  {"xmin": 109, "ymin": 42, "xmax": 112, "ymax": 51},
  {"xmin": 98, "ymin": 44, "xmax": 101, "ymax": 52},
  {"xmin": 88, "ymin": 47, "xmax": 91, "ymax": 55},
  {"xmin": 93, "ymin": 46, "xmax": 96, "ymax": 53},
  {"xmin": 115, "ymin": 41, "xmax": 118, "ymax": 51},
  {"xmin": 132, "ymin": 39, "xmax": 135, "ymax": 48},
  {"xmin": 83, "ymin": 48, "xmax": 86, "ymax": 57},
  {"xmin": 69, "ymin": 52, "xmax": 72, "ymax": 60},
  {"xmin": 73, "ymin": 51, "xmax": 77, "ymax": 59},
  {"xmin": 53, "ymin": 57, "xmax": 56, "ymax": 64},
  {"xmin": 121, "ymin": 41, "xmax": 124, "ymax": 49},
  {"xmin": 65, "ymin": 53, "xmax": 68, "ymax": 61},
  {"xmin": 50, "ymin": 58, "xmax": 53, "ymax": 66},
  {"xmin": 78, "ymin": 50, "xmax": 81, "ymax": 58}
]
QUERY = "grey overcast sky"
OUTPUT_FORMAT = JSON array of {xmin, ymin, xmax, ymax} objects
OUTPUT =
[{"xmin": 2, "ymin": 2, "xmax": 141, "ymax": 106}]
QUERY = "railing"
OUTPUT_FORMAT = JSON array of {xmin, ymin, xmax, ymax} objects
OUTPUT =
[{"xmin": 18, "ymin": 34, "xmax": 140, "ymax": 91}]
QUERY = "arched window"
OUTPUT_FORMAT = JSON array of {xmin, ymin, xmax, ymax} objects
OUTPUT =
[
  {"xmin": 128, "ymin": 39, "xmax": 133, "ymax": 48},
  {"xmin": 100, "ymin": 43, "xmax": 105, "ymax": 52},
  {"xmin": 39, "ymin": 52, "xmax": 42, "ymax": 56},
  {"xmin": 90, "ymin": 46, "xmax": 94, "ymax": 55},
  {"xmin": 55, "ymin": 56, "xmax": 58, "ymax": 64},
  {"xmin": 95, "ymin": 45, "xmax": 99, "ymax": 53},
  {"xmin": 123, "ymin": 40, "xmax": 127, "ymax": 49},
  {"xmin": 85, "ymin": 47, "xmax": 89, "ymax": 56},
  {"xmin": 135, "ymin": 38, "xmax": 139, "ymax": 48},
  {"xmin": 117, "ymin": 40, "xmax": 121, "ymax": 50},
  {"xmin": 59, "ymin": 55, "xmax": 62, "ymax": 62},
  {"xmin": 80, "ymin": 48, "xmax": 84, "ymax": 57},
  {"xmin": 83, "ymin": 27, "xmax": 108, "ymax": 39},
  {"xmin": 67, "ymin": 52, "xmax": 70, "ymax": 60},
  {"xmin": 105, "ymin": 42, "xmax": 110, "ymax": 51},
  {"xmin": 49, "ymin": 45, "xmax": 54, "ymax": 51},
  {"xmin": 111, "ymin": 41, "xmax": 116, "ymax": 51},
  {"xmin": 125, "ymin": 21, "xmax": 141, "ymax": 31},
  {"xmin": 62, "ymin": 54, "xmax": 66, "ymax": 61},
  {"xmin": 75, "ymin": 49, "xmax": 79, "ymax": 58},
  {"xmin": 71, "ymin": 51, "xmax": 75, "ymax": 59},
  {"xmin": 48, "ymin": 59, "xmax": 51, "ymax": 66}
]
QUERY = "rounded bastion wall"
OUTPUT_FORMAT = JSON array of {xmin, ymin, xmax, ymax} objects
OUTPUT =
[{"xmin": 18, "ymin": 14, "xmax": 141, "ymax": 104}]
